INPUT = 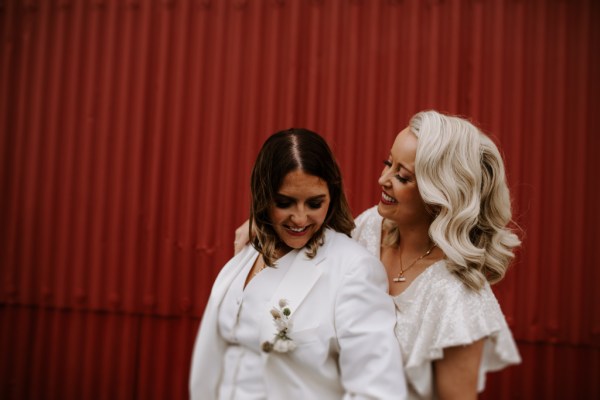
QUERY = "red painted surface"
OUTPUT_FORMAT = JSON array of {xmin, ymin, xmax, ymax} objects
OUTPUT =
[{"xmin": 1, "ymin": 0, "xmax": 598, "ymax": 398}]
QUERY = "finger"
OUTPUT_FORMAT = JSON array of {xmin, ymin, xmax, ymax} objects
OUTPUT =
[{"xmin": 233, "ymin": 241, "xmax": 244, "ymax": 255}]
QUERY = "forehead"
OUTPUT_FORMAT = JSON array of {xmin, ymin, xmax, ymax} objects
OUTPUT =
[
  {"xmin": 278, "ymin": 170, "xmax": 329, "ymax": 196},
  {"xmin": 390, "ymin": 127, "xmax": 417, "ymax": 166}
]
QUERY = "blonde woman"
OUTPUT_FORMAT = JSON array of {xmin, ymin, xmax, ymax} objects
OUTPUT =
[{"xmin": 235, "ymin": 111, "xmax": 521, "ymax": 399}]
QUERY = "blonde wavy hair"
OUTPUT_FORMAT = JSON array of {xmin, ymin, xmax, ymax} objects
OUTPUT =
[{"xmin": 384, "ymin": 110, "xmax": 521, "ymax": 290}]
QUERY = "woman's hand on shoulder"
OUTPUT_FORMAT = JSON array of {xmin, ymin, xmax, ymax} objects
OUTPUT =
[{"xmin": 234, "ymin": 219, "xmax": 251, "ymax": 255}]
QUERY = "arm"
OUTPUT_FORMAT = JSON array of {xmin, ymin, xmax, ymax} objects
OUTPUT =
[
  {"xmin": 335, "ymin": 254, "xmax": 407, "ymax": 400},
  {"xmin": 434, "ymin": 339, "xmax": 485, "ymax": 400},
  {"xmin": 233, "ymin": 219, "xmax": 251, "ymax": 255}
]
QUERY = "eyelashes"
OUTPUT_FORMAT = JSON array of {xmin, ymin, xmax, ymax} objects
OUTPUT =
[
  {"xmin": 307, "ymin": 201, "xmax": 324, "ymax": 209},
  {"xmin": 274, "ymin": 201, "xmax": 291, "ymax": 209},
  {"xmin": 382, "ymin": 160, "xmax": 411, "ymax": 183},
  {"xmin": 274, "ymin": 201, "xmax": 324, "ymax": 210}
]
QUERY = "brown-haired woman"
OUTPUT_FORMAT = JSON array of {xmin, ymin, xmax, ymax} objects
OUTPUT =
[{"xmin": 190, "ymin": 128, "xmax": 406, "ymax": 400}]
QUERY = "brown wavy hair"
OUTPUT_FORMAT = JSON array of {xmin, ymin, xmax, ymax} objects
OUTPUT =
[{"xmin": 250, "ymin": 128, "xmax": 355, "ymax": 266}]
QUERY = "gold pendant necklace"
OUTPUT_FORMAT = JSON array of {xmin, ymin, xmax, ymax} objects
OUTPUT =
[
  {"xmin": 252, "ymin": 257, "xmax": 267, "ymax": 278},
  {"xmin": 392, "ymin": 244, "xmax": 436, "ymax": 283}
]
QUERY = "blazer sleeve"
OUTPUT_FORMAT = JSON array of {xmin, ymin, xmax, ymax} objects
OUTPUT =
[{"xmin": 335, "ymin": 253, "xmax": 407, "ymax": 400}]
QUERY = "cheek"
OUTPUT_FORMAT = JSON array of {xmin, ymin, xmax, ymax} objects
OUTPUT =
[
  {"xmin": 268, "ymin": 207, "xmax": 285, "ymax": 225},
  {"xmin": 315, "ymin": 202, "xmax": 331, "ymax": 223},
  {"xmin": 391, "ymin": 183, "xmax": 407, "ymax": 199},
  {"xmin": 392, "ymin": 184, "xmax": 421, "ymax": 204},
  {"xmin": 407, "ymin": 190, "xmax": 428, "ymax": 212},
  {"xmin": 316, "ymin": 209, "xmax": 327, "ymax": 223}
]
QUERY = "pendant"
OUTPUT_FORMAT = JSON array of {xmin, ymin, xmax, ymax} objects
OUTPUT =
[{"xmin": 393, "ymin": 275, "xmax": 406, "ymax": 283}]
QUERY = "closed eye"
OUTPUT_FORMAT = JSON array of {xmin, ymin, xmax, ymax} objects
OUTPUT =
[
  {"xmin": 383, "ymin": 159, "xmax": 411, "ymax": 183},
  {"xmin": 274, "ymin": 200, "xmax": 292, "ymax": 209},
  {"xmin": 307, "ymin": 201, "xmax": 324, "ymax": 209},
  {"xmin": 395, "ymin": 175, "xmax": 409, "ymax": 183},
  {"xmin": 274, "ymin": 194, "xmax": 326, "ymax": 210}
]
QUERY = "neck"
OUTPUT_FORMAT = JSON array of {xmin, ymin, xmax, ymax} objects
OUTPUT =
[
  {"xmin": 393, "ymin": 224, "xmax": 432, "ymax": 251},
  {"xmin": 273, "ymin": 243, "xmax": 293, "ymax": 260}
]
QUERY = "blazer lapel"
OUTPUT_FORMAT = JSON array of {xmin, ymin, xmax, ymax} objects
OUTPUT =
[
  {"xmin": 259, "ymin": 242, "xmax": 329, "ymax": 345},
  {"xmin": 271, "ymin": 253, "xmax": 322, "ymax": 310},
  {"xmin": 211, "ymin": 246, "xmax": 259, "ymax": 301}
]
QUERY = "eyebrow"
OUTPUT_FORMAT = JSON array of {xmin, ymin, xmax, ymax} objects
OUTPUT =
[
  {"xmin": 401, "ymin": 165, "xmax": 415, "ymax": 176},
  {"xmin": 389, "ymin": 154, "xmax": 415, "ymax": 176},
  {"xmin": 275, "ymin": 194, "xmax": 328, "ymax": 201}
]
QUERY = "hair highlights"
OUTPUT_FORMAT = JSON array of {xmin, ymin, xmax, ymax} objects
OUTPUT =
[{"xmin": 250, "ymin": 128, "xmax": 355, "ymax": 266}]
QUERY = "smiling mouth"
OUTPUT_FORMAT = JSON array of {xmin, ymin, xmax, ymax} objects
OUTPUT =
[
  {"xmin": 381, "ymin": 192, "xmax": 398, "ymax": 204},
  {"xmin": 284, "ymin": 225, "xmax": 310, "ymax": 236}
]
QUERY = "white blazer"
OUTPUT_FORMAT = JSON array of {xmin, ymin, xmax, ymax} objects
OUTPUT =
[{"xmin": 189, "ymin": 229, "xmax": 407, "ymax": 400}]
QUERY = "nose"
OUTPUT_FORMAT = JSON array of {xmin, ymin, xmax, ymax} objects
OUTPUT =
[
  {"xmin": 290, "ymin": 207, "xmax": 308, "ymax": 226},
  {"xmin": 378, "ymin": 168, "xmax": 392, "ymax": 187}
]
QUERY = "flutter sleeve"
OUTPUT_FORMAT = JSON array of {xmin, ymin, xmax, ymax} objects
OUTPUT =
[{"xmin": 394, "ymin": 263, "xmax": 521, "ymax": 397}]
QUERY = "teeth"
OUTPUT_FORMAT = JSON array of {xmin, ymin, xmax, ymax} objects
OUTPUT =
[
  {"xmin": 382, "ymin": 192, "xmax": 397, "ymax": 203},
  {"xmin": 287, "ymin": 226, "xmax": 308, "ymax": 232}
]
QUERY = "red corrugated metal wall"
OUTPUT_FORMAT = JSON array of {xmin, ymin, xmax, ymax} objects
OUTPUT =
[{"xmin": 1, "ymin": 0, "xmax": 598, "ymax": 398}]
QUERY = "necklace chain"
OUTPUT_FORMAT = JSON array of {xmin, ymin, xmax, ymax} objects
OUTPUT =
[
  {"xmin": 252, "ymin": 257, "xmax": 267, "ymax": 278},
  {"xmin": 393, "ymin": 244, "xmax": 436, "ymax": 283}
]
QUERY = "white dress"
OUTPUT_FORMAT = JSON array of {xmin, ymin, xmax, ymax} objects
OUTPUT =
[{"xmin": 353, "ymin": 206, "xmax": 521, "ymax": 400}]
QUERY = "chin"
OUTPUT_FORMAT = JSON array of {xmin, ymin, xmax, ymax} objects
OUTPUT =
[
  {"xmin": 377, "ymin": 202, "xmax": 391, "ymax": 216},
  {"xmin": 275, "ymin": 234, "xmax": 304, "ymax": 249},
  {"xmin": 283, "ymin": 231, "xmax": 324, "ymax": 251}
]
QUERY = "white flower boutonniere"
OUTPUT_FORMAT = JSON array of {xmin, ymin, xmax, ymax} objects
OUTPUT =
[{"xmin": 261, "ymin": 298, "xmax": 297, "ymax": 353}]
